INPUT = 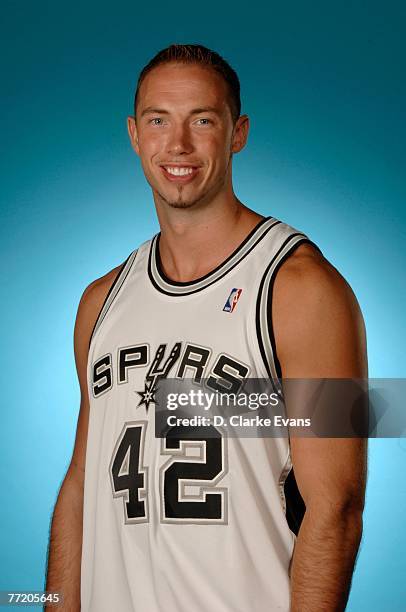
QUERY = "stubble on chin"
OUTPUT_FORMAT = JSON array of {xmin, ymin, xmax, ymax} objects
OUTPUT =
[{"xmin": 156, "ymin": 185, "xmax": 205, "ymax": 210}]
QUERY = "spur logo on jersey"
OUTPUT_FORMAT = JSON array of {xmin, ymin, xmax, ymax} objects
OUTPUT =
[
  {"xmin": 136, "ymin": 342, "xmax": 182, "ymax": 411},
  {"xmin": 223, "ymin": 288, "xmax": 243, "ymax": 313},
  {"xmin": 91, "ymin": 341, "xmax": 250, "ymax": 411}
]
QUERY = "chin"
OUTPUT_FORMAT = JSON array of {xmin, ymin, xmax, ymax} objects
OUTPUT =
[
  {"xmin": 159, "ymin": 188, "xmax": 205, "ymax": 210},
  {"xmin": 166, "ymin": 200, "xmax": 198, "ymax": 210}
]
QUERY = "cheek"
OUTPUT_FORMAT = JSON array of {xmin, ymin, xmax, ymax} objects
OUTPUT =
[
  {"xmin": 138, "ymin": 139, "xmax": 162, "ymax": 172},
  {"xmin": 211, "ymin": 137, "xmax": 232, "ymax": 168},
  {"xmin": 139, "ymin": 130, "xmax": 164, "ymax": 153},
  {"xmin": 199, "ymin": 134, "xmax": 228, "ymax": 160}
]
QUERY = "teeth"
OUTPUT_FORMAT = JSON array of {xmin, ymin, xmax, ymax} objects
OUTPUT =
[{"xmin": 165, "ymin": 166, "xmax": 194, "ymax": 176}]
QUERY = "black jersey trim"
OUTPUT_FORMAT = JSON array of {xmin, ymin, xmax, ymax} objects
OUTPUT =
[
  {"xmin": 284, "ymin": 466, "xmax": 306, "ymax": 536},
  {"xmin": 155, "ymin": 216, "xmax": 271, "ymax": 287},
  {"xmin": 256, "ymin": 236, "xmax": 322, "ymax": 381},
  {"xmin": 148, "ymin": 217, "xmax": 281, "ymax": 297},
  {"xmin": 255, "ymin": 234, "xmax": 305, "ymax": 382},
  {"xmin": 88, "ymin": 250, "xmax": 137, "ymax": 351}
]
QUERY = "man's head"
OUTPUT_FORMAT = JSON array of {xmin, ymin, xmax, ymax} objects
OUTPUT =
[{"xmin": 127, "ymin": 44, "xmax": 249, "ymax": 210}]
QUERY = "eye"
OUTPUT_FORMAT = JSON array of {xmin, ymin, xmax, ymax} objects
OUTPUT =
[
  {"xmin": 149, "ymin": 117, "xmax": 164, "ymax": 126},
  {"xmin": 196, "ymin": 118, "xmax": 212, "ymax": 125}
]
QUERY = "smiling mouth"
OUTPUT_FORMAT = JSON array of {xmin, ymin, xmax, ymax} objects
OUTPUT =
[{"xmin": 160, "ymin": 165, "xmax": 200, "ymax": 182}]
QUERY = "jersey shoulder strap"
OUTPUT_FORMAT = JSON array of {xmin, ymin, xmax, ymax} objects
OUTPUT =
[
  {"xmin": 256, "ymin": 220, "xmax": 322, "ymax": 379},
  {"xmin": 89, "ymin": 248, "xmax": 138, "ymax": 349}
]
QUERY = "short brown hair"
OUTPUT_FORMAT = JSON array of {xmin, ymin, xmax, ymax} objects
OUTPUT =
[{"xmin": 134, "ymin": 44, "xmax": 241, "ymax": 123}]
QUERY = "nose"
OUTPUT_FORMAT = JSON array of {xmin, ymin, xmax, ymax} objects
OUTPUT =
[{"xmin": 166, "ymin": 123, "xmax": 193, "ymax": 156}]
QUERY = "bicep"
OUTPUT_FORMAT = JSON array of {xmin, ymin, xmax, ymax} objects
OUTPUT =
[
  {"xmin": 273, "ymin": 249, "xmax": 368, "ymax": 509},
  {"xmin": 289, "ymin": 437, "xmax": 367, "ymax": 513},
  {"xmin": 68, "ymin": 264, "xmax": 124, "ymax": 478},
  {"xmin": 68, "ymin": 286, "xmax": 96, "ymax": 479}
]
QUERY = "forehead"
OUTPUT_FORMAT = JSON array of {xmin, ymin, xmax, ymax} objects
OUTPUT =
[{"xmin": 137, "ymin": 63, "xmax": 229, "ymax": 114}]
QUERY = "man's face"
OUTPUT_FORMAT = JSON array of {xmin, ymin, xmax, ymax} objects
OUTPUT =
[{"xmin": 128, "ymin": 62, "xmax": 248, "ymax": 210}]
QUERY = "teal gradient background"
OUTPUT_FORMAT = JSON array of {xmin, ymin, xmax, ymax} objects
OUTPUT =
[{"xmin": 1, "ymin": 1, "xmax": 405, "ymax": 610}]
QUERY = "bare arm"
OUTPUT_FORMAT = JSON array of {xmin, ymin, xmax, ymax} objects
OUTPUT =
[
  {"xmin": 273, "ymin": 244, "xmax": 368, "ymax": 612},
  {"xmin": 45, "ymin": 264, "xmax": 123, "ymax": 610}
]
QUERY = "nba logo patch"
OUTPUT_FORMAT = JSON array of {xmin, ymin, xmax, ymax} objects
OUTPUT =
[{"xmin": 223, "ymin": 288, "xmax": 243, "ymax": 313}]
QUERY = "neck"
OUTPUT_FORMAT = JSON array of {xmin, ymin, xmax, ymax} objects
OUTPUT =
[{"xmin": 154, "ymin": 197, "xmax": 264, "ymax": 283}]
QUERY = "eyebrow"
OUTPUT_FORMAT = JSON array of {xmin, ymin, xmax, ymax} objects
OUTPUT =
[{"xmin": 140, "ymin": 106, "xmax": 221, "ymax": 118}]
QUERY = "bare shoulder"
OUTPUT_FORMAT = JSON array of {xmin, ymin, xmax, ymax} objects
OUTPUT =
[
  {"xmin": 79, "ymin": 262, "xmax": 125, "ymax": 316},
  {"xmin": 276, "ymin": 242, "xmax": 347, "ymax": 291},
  {"xmin": 274, "ymin": 242, "xmax": 358, "ymax": 316},
  {"xmin": 273, "ymin": 243, "xmax": 367, "ymax": 377}
]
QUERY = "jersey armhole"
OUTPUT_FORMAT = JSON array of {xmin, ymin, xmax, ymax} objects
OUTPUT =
[
  {"xmin": 257, "ymin": 235, "xmax": 322, "ymax": 538},
  {"xmin": 256, "ymin": 234, "xmax": 322, "ymax": 383},
  {"xmin": 88, "ymin": 249, "xmax": 138, "ymax": 351},
  {"xmin": 280, "ymin": 452, "xmax": 306, "ymax": 540}
]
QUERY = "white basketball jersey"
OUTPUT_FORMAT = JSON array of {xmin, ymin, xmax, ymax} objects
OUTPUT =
[{"xmin": 81, "ymin": 216, "xmax": 319, "ymax": 612}]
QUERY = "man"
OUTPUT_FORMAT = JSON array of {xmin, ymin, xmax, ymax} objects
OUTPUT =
[{"xmin": 45, "ymin": 44, "xmax": 367, "ymax": 611}]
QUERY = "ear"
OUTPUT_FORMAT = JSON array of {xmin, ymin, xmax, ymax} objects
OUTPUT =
[
  {"xmin": 231, "ymin": 114, "xmax": 250, "ymax": 154},
  {"xmin": 127, "ymin": 116, "xmax": 140, "ymax": 155}
]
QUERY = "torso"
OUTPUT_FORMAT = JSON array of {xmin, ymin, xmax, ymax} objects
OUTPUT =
[{"xmin": 81, "ymin": 216, "xmax": 321, "ymax": 612}]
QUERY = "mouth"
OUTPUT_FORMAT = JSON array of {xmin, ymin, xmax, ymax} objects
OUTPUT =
[{"xmin": 159, "ymin": 164, "xmax": 200, "ymax": 184}]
